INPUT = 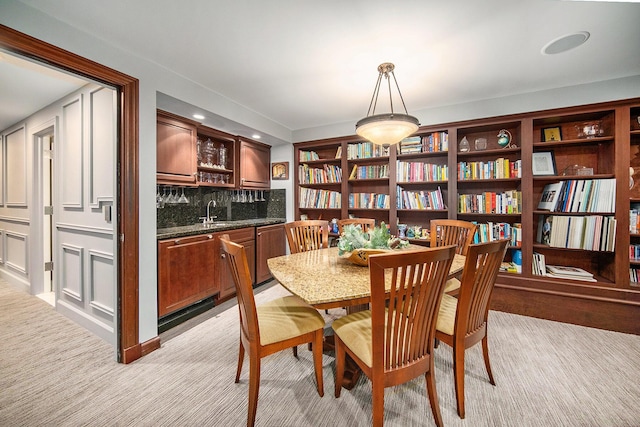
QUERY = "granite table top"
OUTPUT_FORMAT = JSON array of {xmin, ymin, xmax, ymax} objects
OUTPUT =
[
  {"xmin": 268, "ymin": 246, "xmax": 465, "ymax": 310},
  {"xmin": 157, "ymin": 218, "xmax": 286, "ymax": 240}
]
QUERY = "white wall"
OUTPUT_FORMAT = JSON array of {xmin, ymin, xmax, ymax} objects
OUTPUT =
[{"xmin": 3, "ymin": 1, "xmax": 640, "ymax": 346}]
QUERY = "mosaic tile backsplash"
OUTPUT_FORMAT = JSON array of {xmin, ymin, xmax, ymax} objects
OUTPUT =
[{"xmin": 157, "ymin": 187, "xmax": 286, "ymax": 229}]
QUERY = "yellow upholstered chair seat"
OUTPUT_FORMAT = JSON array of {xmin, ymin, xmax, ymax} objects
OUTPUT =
[
  {"xmin": 257, "ymin": 296, "xmax": 325, "ymax": 346},
  {"xmin": 435, "ymin": 293, "xmax": 457, "ymax": 336},
  {"xmin": 443, "ymin": 277, "xmax": 461, "ymax": 294},
  {"xmin": 332, "ymin": 310, "xmax": 374, "ymax": 367}
]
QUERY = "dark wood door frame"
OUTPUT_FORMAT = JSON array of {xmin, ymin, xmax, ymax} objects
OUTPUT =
[{"xmin": 0, "ymin": 24, "xmax": 142, "ymax": 363}]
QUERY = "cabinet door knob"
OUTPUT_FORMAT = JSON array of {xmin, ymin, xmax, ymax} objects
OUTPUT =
[
  {"xmin": 221, "ymin": 253, "xmax": 226, "ymax": 259},
  {"xmin": 174, "ymin": 239, "xmax": 182, "ymax": 245},
  {"xmin": 207, "ymin": 234, "xmax": 213, "ymax": 239}
]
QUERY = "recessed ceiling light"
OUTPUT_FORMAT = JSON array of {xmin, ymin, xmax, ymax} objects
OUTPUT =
[
  {"xmin": 252, "ymin": 134, "xmax": 261, "ymax": 139},
  {"xmin": 193, "ymin": 114, "xmax": 205, "ymax": 120},
  {"xmin": 542, "ymin": 31, "xmax": 590, "ymax": 55}
]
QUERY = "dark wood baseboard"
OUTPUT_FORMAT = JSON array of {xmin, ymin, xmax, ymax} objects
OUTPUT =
[
  {"xmin": 121, "ymin": 344, "xmax": 141, "ymax": 364},
  {"xmin": 491, "ymin": 278, "xmax": 640, "ymax": 335},
  {"xmin": 141, "ymin": 336, "xmax": 161, "ymax": 357}
]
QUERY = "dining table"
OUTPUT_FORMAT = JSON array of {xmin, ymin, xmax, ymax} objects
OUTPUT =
[
  {"xmin": 267, "ymin": 245, "xmax": 465, "ymax": 389},
  {"xmin": 267, "ymin": 246, "xmax": 465, "ymax": 310}
]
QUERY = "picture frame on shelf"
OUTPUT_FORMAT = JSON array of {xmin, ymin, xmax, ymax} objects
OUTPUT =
[
  {"xmin": 542, "ymin": 126, "xmax": 562, "ymax": 142},
  {"xmin": 532, "ymin": 151, "xmax": 557, "ymax": 176},
  {"xmin": 271, "ymin": 162, "xmax": 289, "ymax": 180}
]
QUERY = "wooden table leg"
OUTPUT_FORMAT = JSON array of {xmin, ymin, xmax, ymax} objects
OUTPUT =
[{"xmin": 322, "ymin": 334, "xmax": 361, "ymax": 390}]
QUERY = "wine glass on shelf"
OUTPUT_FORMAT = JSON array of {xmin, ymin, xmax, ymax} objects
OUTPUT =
[
  {"xmin": 178, "ymin": 187, "xmax": 189, "ymax": 204},
  {"xmin": 259, "ymin": 190, "xmax": 266, "ymax": 202},
  {"xmin": 162, "ymin": 186, "xmax": 171, "ymax": 205},
  {"xmin": 156, "ymin": 186, "xmax": 165, "ymax": 208}
]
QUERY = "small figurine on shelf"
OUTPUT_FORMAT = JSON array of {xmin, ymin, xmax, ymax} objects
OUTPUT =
[
  {"xmin": 497, "ymin": 129, "xmax": 514, "ymax": 148},
  {"xmin": 458, "ymin": 136, "xmax": 470, "ymax": 152}
]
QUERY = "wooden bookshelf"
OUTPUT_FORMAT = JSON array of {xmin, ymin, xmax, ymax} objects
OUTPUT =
[{"xmin": 294, "ymin": 98, "xmax": 640, "ymax": 335}]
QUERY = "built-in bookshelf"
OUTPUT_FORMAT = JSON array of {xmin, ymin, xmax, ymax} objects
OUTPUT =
[
  {"xmin": 630, "ymin": 105, "xmax": 640, "ymax": 287},
  {"xmin": 294, "ymin": 98, "xmax": 640, "ymax": 335}
]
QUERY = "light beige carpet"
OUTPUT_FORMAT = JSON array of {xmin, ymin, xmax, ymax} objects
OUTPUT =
[{"xmin": 1, "ymin": 279, "xmax": 639, "ymax": 426}]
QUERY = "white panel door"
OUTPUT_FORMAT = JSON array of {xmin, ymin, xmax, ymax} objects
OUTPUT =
[{"xmin": 54, "ymin": 85, "xmax": 118, "ymax": 346}]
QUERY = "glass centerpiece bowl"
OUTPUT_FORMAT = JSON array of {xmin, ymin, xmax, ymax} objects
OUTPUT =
[{"xmin": 337, "ymin": 222, "xmax": 409, "ymax": 266}]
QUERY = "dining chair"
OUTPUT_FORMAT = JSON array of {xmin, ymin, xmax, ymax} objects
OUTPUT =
[
  {"xmin": 337, "ymin": 218, "xmax": 376, "ymax": 235},
  {"xmin": 333, "ymin": 245, "xmax": 457, "ymax": 427},
  {"xmin": 435, "ymin": 238, "xmax": 509, "ymax": 419},
  {"xmin": 430, "ymin": 219, "xmax": 478, "ymax": 293},
  {"xmin": 284, "ymin": 220, "xmax": 330, "ymax": 253},
  {"xmin": 219, "ymin": 234, "xmax": 325, "ymax": 427}
]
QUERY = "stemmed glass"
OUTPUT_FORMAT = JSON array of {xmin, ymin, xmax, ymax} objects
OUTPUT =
[
  {"xmin": 156, "ymin": 186, "xmax": 165, "ymax": 208},
  {"xmin": 259, "ymin": 190, "xmax": 266, "ymax": 202},
  {"xmin": 162, "ymin": 187, "xmax": 172, "ymax": 205},
  {"xmin": 178, "ymin": 187, "xmax": 189, "ymax": 204}
]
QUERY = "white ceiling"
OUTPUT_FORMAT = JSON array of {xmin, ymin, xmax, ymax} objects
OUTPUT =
[{"xmin": 3, "ymin": 0, "xmax": 640, "ymax": 144}]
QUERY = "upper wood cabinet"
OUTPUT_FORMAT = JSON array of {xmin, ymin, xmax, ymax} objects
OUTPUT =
[
  {"xmin": 238, "ymin": 138, "xmax": 271, "ymax": 189},
  {"xmin": 157, "ymin": 111, "xmax": 271, "ymax": 189},
  {"xmin": 157, "ymin": 110, "xmax": 198, "ymax": 185}
]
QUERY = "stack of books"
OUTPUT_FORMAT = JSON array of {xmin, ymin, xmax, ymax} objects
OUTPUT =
[{"xmin": 546, "ymin": 265, "xmax": 596, "ymax": 282}]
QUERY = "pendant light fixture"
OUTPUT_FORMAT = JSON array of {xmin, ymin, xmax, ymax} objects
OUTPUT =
[{"xmin": 355, "ymin": 62, "xmax": 420, "ymax": 147}]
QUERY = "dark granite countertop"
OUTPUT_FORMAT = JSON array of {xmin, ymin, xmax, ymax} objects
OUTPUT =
[{"xmin": 157, "ymin": 218, "xmax": 286, "ymax": 240}]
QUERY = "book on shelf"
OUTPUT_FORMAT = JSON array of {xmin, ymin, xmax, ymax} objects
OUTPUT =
[
  {"xmin": 335, "ymin": 146, "xmax": 342, "ymax": 159},
  {"xmin": 537, "ymin": 182, "xmax": 563, "ymax": 211},
  {"xmin": 545, "ymin": 265, "xmax": 596, "ymax": 282},
  {"xmin": 537, "ymin": 215, "xmax": 616, "ymax": 251},
  {"xmin": 538, "ymin": 179, "xmax": 616, "ymax": 213},
  {"xmin": 532, "ymin": 252, "xmax": 546, "ymax": 276}
]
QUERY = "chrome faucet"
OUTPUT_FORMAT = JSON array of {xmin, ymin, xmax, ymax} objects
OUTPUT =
[{"xmin": 201, "ymin": 199, "xmax": 217, "ymax": 225}]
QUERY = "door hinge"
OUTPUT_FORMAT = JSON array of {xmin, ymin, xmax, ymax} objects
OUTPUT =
[
  {"xmin": 44, "ymin": 261, "xmax": 54, "ymax": 271},
  {"xmin": 44, "ymin": 206, "xmax": 53, "ymax": 215}
]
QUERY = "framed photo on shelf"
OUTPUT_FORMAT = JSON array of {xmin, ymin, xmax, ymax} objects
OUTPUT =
[
  {"xmin": 542, "ymin": 126, "xmax": 562, "ymax": 142},
  {"xmin": 532, "ymin": 151, "xmax": 557, "ymax": 176},
  {"xmin": 271, "ymin": 162, "xmax": 289, "ymax": 180}
]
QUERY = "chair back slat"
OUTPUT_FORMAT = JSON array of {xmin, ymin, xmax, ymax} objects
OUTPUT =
[
  {"xmin": 430, "ymin": 219, "xmax": 477, "ymax": 255},
  {"xmin": 219, "ymin": 234, "xmax": 260, "ymax": 344},
  {"xmin": 369, "ymin": 246, "xmax": 456, "ymax": 372},
  {"xmin": 456, "ymin": 239, "xmax": 509, "ymax": 336},
  {"xmin": 337, "ymin": 218, "xmax": 376, "ymax": 235},
  {"xmin": 285, "ymin": 220, "xmax": 329, "ymax": 253}
]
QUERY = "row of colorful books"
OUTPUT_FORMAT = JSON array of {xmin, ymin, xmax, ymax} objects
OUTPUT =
[
  {"xmin": 396, "ymin": 160, "xmax": 448, "ymax": 182},
  {"xmin": 396, "ymin": 186, "xmax": 446, "ymax": 210},
  {"xmin": 457, "ymin": 190, "xmax": 522, "ymax": 214},
  {"xmin": 399, "ymin": 132, "xmax": 449, "ymax": 154},
  {"xmin": 472, "ymin": 221, "xmax": 522, "ymax": 248},
  {"xmin": 537, "ymin": 215, "xmax": 617, "ymax": 252},
  {"xmin": 348, "ymin": 164, "xmax": 389, "ymax": 180},
  {"xmin": 298, "ymin": 164, "xmax": 342, "ymax": 184},
  {"xmin": 298, "ymin": 187, "xmax": 341, "ymax": 209},
  {"xmin": 457, "ymin": 158, "xmax": 521, "ymax": 180},
  {"xmin": 537, "ymin": 178, "xmax": 616, "ymax": 213},
  {"xmin": 348, "ymin": 193, "xmax": 390, "ymax": 209},
  {"xmin": 346, "ymin": 142, "xmax": 388, "ymax": 159}
]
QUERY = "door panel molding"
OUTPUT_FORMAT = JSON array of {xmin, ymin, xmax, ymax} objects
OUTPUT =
[{"xmin": 0, "ymin": 24, "xmax": 141, "ymax": 363}]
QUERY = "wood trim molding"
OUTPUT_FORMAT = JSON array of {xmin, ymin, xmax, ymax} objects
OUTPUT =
[{"xmin": 0, "ymin": 24, "xmax": 142, "ymax": 363}]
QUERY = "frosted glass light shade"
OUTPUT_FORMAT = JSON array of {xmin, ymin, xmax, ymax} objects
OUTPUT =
[{"xmin": 356, "ymin": 113, "xmax": 420, "ymax": 146}]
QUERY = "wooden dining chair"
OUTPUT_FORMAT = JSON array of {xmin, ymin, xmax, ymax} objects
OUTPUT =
[
  {"xmin": 333, "ymin": 245, "xmax": 457, "ymax": 427},
  {"xmin": 219, "ymin": 234, "xmax": 325, "ymax": 427},
  {"xmin": 337, "ymin": 218, "xmax": 376, "ymax": 235},
  {"xmin": 284, "ymin": 220, "xmax": 330, "ymax": 254},
  {"xmin": 430, "ymin": 219, "xmax": 478, "ymax": 293},
  {"xmin": 435, "ymin": 238, "xmax": 509, "ymax": 419}
]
